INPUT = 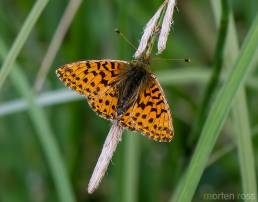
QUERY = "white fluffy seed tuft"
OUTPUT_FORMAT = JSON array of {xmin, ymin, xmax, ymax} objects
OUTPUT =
[
  {"xmin": 157, "ymin": 0, "xmax": 176, "ymax": 54},
  {"xmin": 134, "ymin": 3, "xmax": 166, "ymax": 58}
]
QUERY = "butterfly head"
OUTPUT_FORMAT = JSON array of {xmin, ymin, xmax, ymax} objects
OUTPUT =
[{"xmin": 130, "ymin": 56, "xmax": 151, "ymax": 71}]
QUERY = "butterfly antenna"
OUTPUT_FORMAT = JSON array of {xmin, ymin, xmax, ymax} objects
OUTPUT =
[
  {"xmin": 114, "ymin": 28, "xmax": 137, "ymax": 51},
  {"xmin": 153, "ymin": 57, "xmax": 191, "ymax": 63}
]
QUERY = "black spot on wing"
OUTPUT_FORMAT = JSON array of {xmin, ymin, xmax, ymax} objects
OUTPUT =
[
  {"xmin": 92, "ymin": 71, "xmax": 97, "ymax": 76},
  {"xmin": 150, "ymin": 108, "xmax": 157, "ymax": 112},
  {"xmin": 148, "ymin": 118, "xmax": 154, "ymax": 123},
  {"xmin": 144, "ymin": 91, "xmax": 151, "ymax": 97},
  {"xmin": 138, "ymin": 121, "xmax": 143, "ymax": 126},
  {"xmin": 156, "ymin": 100, "xmax": 164, "ymax": 105},
  {"xmin": 102, "ymin": 62, "xmax": 109, "ymax": 71},
  {"xmin": 138, "ymin": 103, "xmax": 145, "ymax": 110},
  {"xmin": 101, "ymin": 79, "xmax": 109, "ymax": 86},
  {"xmin": 152, "ymin": 88, "xmax": 159, "ymax": 93},
  {"xmin": 111, "ymin": 71, "xmax": 118, "ymax": 77},
  {"xmin": 161, "ymin": 109, "xmax": 167, "ymax": 113},
  {"xmin": 86, "ymin": 63, "xmax": 91, "ymax": 69},
  {"xmin": 152, "ymin": 93, "xmax": 161, "ymax": 100},
  {"xmin": 110, "ymin": 62, "xmax": 115, "ymax": 69},
  {"xmin": 146, "ymin": 101, "xmax": 153, "ymax": 106},
  {"xmin": 96, "ymin": 62, "xmax": 101, "ymax": 69},
  {"xmin": 99, "ymin": 71, "xmax": 105, "ymax": 78}
]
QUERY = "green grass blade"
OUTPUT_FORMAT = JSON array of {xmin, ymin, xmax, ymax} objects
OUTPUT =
[
  {"xmin": 0, "ymin": 0, "xmax": 49, "ymax": 90},
  {"xmin": 123, "ymin": 133, "xmax": 140, "ymax": 202},
  {"xmin": 189, "ymin": 0, "xmax": 230, "ymax": 147},
  {"xmin": 0, "ymin": 40, "xmax": 75, "ymax": 202},
  {"xmin": 208, "ymin": 123, "xmax": 258, "ymax": 167},
  {"xmin": 211, "ymin": 1, "xmax": 257, "ymax": 200},
  {"xmin": 34, "ymin": 0, "xmax": 82, "ymax": 92},
  {"xmin": 0, "ymin": 89, "xmax": 81, "ymax": 117},
  {"xmin": 171, "ymin": 14, "xmax": 258, "ymax": 202},
  {"xmin": 157, "ymin": 68, "xmax": 210, "ymax": 85},
  {"xmin": 233, "ymin": 90, "xmax": 257, "ymax": 201}
]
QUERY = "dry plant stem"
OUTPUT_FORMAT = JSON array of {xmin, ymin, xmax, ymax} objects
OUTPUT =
[
  {"xmin": 88, "ymin": 121, "xmax": 123, "ymax": 194},
  {"xmin": 34, "ymin": 0, "xmax": 82, "ymax": 92},
  {"xmin": 88, "ymin": 0, "xmax": 173, "ymax": 194}
]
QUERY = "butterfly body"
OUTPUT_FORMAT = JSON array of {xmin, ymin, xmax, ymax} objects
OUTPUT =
[
  {"xmin": 116, "ymin": 60, "xmax": 150, "ymax": 116},
  {"xmin": 57, "ymin": 59, "xmax": 174, "ymax": 142}
]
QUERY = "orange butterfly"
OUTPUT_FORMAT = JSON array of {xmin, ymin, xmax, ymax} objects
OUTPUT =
[{"xmin": 56, "ymin": 59, "xmax": 174, "ymax": 142}]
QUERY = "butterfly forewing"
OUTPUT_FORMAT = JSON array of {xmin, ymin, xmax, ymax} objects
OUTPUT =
[
  {"xmin": 56, "ymin": 60, "xmax": 128, "ymax": 120},
  {"xmin": 120, "ymin": 75, "xmax": 174, "ymax": 142}
]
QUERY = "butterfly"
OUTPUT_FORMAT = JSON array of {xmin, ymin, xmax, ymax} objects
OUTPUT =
[{"xmin": 56, "ymin": 59, "xmax": 174, "ymax": 142}]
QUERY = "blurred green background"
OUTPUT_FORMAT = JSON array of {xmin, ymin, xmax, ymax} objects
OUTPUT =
[{"xmin": 0, "ymin": 0, "xmax": 258, "ymax": 202}]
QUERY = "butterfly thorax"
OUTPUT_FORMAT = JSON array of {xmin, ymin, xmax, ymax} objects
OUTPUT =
[{"xmin": 116, "ymin": 61, "xmax": 150, "ymax": 117}]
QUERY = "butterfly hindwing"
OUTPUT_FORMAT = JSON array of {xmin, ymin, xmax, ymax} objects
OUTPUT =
[
  {"xmin": 120, "ymin": 75, "xmax": 173, "ymax": 142},
  {"xmin": 56, "ymin": 60, "xmax": 129, "ymax": 120}
]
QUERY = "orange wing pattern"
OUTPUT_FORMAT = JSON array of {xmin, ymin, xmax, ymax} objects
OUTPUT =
[
  {"xmin": 119, "ymin": 75, "xmax": 174, "ymax": 142},
  {"xmin": 56, "ymin": 60, "xmax": 128, "ymax": 120}
]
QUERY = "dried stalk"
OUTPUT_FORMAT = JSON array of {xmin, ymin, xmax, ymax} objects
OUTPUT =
[
  {"xmin": 87, "ymin": 121, "xmax": 123, "ymax": 193},
  {"xmin": 87, "ymin": 0, "xmax": 176, "ymax": 193}
]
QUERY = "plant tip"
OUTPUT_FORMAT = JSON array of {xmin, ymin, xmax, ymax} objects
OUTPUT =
[{"xmin": 114, "ymin": 28, "xmax": 120, "ymax": 34}]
